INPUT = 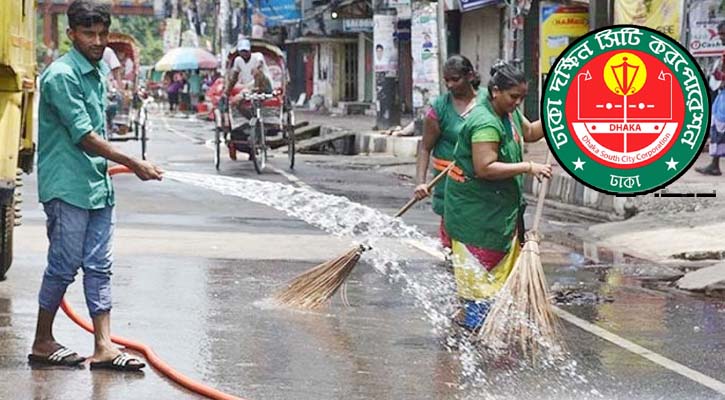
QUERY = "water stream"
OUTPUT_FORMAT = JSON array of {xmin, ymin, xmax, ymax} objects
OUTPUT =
[{"xmin": 167, "ymin": 171, "xmax": 601, "ymax": 399}]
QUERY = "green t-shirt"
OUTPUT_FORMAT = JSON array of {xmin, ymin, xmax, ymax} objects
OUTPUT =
[
  {"xmin": 188, "ymin": 72, "xmax": 202, "ymax": 95},
  {"xmin": 428, "ymin": 90, "xmax": 486, "ymax": 216},
  {"xmin": 38, "ymin": 48, "xmax": 114, "ymax": 209},
  {"xmin": 444, "ymin": 99, "xmax": 526, "ymax": 252}
]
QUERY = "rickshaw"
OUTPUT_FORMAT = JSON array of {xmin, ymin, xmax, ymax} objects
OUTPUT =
[
  {"xmin": 208, "ymin": 38, "xmax": 295, "ymax": 173},
  {"xmin": 106, "ymin": 32, "xmax": 150, "ymax": 160}
]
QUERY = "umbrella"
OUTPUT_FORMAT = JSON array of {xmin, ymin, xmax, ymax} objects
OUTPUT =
[{"xmin": 154, "ymin": 47, "xmax": 219, "ymax": 71}]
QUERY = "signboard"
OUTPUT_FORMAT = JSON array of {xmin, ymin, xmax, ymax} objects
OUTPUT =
[
  {"xmin": 256, "ymin": 0, "xmax": 301, "ymax": 27},
  {"xmin": 458, "ymin": 0, "xmax": 500, "ymax": 13},
  {"xmin": 163, "ymin": 18, "xmax": 182, "ymax": 52},
  {"xmin": 539, "ymin": 3, "xmax": 589, "ymax": 74},
  {"xmin": 687, "ymin": 0, "xmax": 725, "ymax": 56},
  {"xmin": 153, "ymin": 0, "xmax": 165, "ymax": 19},
  {"xmin": 389, "ymin": 0, "xmax": 412, "ymax": 19},
  {"xmin": 343, "ymin": 19, "xmax": 374, "ymax": 33},
  {"xmin": 374, "ymin": 14, "xmax": 398, "ymax": 73},
  {"xmin": 411, "ymin": 3, "xmax": 440, "ymax": 109},
  {"xmin": 613, "ymin": 0, "xmax": 684, "ymax": 41},
  {"xmin": 181, "ymin": 30, "xmax": 199, "ymax": 48}
]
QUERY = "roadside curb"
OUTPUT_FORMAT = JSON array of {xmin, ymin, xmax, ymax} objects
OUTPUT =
[{"xmin": 523, "ymin": 173, "xmax": 629, "ymax": 221}]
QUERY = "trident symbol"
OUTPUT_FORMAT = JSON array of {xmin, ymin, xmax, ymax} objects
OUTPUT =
[
  {"xmin": 610, "ymin": 56, "xmax": 640, "ymax": 153},
  {"xmin": 611, "ymin": 57, "xmax": 640, "ymax": 95}
]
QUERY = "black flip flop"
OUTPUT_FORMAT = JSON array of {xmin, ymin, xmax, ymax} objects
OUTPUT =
[
  {"xmin": 90, "ymin": 352, "xmax": 145, "ymax": 372},
  {"xmin": 28, "ymin": 346, "xmax": 86, "ymax": 366}
]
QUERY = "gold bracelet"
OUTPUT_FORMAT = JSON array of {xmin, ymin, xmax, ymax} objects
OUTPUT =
[{"xmin": 528, "ymin": 161, "xmax": 533, "ymax": 173}]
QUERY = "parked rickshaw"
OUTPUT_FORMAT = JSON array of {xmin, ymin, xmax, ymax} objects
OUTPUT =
[
  {"xmin": 208, "ymin": 39, "xmax": 295, "ymax": 173},
  {"xmin": 106, "ymin": 32, "xmax": 150, "ymax": 160}
]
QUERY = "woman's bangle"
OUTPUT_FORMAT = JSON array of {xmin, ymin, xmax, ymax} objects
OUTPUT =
[{"xmin": 528, "ymin": 161, "xmax": 533, "ymax": 173}]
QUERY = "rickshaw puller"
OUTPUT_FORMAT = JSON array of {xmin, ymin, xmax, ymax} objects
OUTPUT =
[{"xmin": 224, "ymin": 38, "xmax": 273, "ymax": 119}]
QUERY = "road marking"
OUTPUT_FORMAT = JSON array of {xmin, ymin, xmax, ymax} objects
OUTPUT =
[
  {"xmin": 268, "ymin": 165, "xmax": 312, "ymax": 190},
  {"xmin": 406, "ymin": 239, "xmax": 725, "ymax": 396},
  {"xmin": 404, "ymin": 239, "xmax": 447, "ymax": 260},
  {"xmin": 553, "ymin": 308, "xmax": 725, "ymax": 395},
  {"xmin": 161, "ymin": 116, "xmax": 198, "ymax": 142}
]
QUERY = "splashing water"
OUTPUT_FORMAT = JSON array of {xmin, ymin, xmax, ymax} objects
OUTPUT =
[{"xmin": 166, "ymin": 171, "xmax": 602, "ymax": 399}]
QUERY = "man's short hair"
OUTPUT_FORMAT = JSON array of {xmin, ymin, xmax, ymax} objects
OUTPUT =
[{"xmin": 67, "ymin": 0, "xmax": 111, "ymax": 29}]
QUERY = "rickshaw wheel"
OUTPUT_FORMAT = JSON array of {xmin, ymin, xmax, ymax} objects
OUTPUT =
[
  {"xmin": 214, "ymin": 127, "xmax": 222, "ymax": 171},
  {"xmin": 213, "ymin": 109, "xmax": 223, "ymax": 171},
  {"xmin": 251, "ymin": 118, "xmax": 267, "ymax": 174},
  {"xmin": 286, "ymin": 110, "xmax": 295, "ymax": 170},
  {"xmin": 141, "ymin": 118, "xmax": 148, "ymax": 161},
  {"xmin": 133, "ymin": 120, "xmax": 140, "ymax": 141}
]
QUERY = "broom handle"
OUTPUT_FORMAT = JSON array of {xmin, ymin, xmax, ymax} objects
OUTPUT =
[
  {"xmin": 394, "ymin": 162, "xmax": 455, "ymax": 218},
  {"xmin": 531, "ymin": 152, "xmax": 553, "ymax": 233}
]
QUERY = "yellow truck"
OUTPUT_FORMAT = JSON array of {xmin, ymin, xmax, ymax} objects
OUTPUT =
[{"xmin": 0, "ymin": 0, "xmax": 36, "ymax": 279}]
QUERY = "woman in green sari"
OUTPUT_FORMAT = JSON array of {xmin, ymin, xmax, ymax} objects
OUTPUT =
[
  {"xmin": 444, "ymin": 61, "xmax": 552, "ymax": 331},
  {"xmin": 413, "ymin": 55, "xmax": 484, "ymax": 248}
]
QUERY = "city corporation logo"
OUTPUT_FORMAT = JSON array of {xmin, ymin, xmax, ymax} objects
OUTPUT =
[{"xmin": 542, "ymin": 25, "xmax": 710, "ymax": 195}]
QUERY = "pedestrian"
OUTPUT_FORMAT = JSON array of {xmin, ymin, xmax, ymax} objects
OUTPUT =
[
  {"xmin": 167, "ymin": 72, "xmax": 183, "ymax": 112},
  {"xmin": 29, "ymin": 0, "xmax": 163, "ymax": 371},
  {"xmin": 413, "ymin": 55, "xmax": 483, "ymax": 249},
  {"xmin": 444, "ymin": 61, "xmax": 551, "ymax": 331},
  {"xmin": 102, "ymin": 47, "xmax": 122, "ymax": 134},
  {"xmin": 179, "ymin": 71, "xmax": 191, "ymax": 112},
  {"xmin": 102, "ymin": 46, "xmax": 122, "ymax": 90},
  {"xmin": 696, "ymin": 21, "xmax": 725, "ymax": 176}
]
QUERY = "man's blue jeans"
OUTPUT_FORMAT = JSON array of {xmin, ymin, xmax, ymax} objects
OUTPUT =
[{"xmin": 38, "ymin": 199, "xmax": 115, "ymax": 318}]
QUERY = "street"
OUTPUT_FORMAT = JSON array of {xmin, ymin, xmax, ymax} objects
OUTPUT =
[{"xmin": 1, "ymin": 113, "xmax": 725, "ymax": 400}]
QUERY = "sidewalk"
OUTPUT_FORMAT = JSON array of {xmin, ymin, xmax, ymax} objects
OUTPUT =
[
  {"xmin": 296, "ymin": 110, "xmax": 417, "ymax": 157},
  {"xmin": 296, "ymin": 109, "xmax": 725, "ymax": 266}
]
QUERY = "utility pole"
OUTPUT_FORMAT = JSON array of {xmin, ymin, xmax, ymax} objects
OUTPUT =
[
  {"xmin": 373, "ymin": 2, "xmax": 401, "ymax": 130},
  {"xmin": 590, "ymin": 0, "xmax": 613, "ymax": 30},
  {"xmin": 241, "ymin": 0, "xmax": 249, "ymax": 37},
  {"xmin": 219, "ymin": 0, "xmax": 230, "ymax": 75},
  {"xmin": 436, "ymin": 0, "xmax": 447, "ymax": 93}
]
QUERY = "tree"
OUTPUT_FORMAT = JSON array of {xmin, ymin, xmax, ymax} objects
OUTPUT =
[{"xmin": 112, "ymin": 16, "xmax": 165, "ymax": 65}]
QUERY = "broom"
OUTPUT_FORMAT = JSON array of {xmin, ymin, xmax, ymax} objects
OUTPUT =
[
  {"xmin": 477, "ymin": 153, "xmax": 561, "ymax": 359},
  {"xmin": 275, "ymin": 162, "xmax": 456, "ymax": 309}
]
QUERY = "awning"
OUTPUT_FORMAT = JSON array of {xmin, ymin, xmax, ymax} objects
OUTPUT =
[{"xmin": 458, "ymin": 0, "xmax": 502, "ymax": 13}]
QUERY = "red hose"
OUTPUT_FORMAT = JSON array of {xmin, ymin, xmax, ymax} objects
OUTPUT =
[{"xmin": 59, "ymin": 164, "xmax": 246, "ymax": 400}]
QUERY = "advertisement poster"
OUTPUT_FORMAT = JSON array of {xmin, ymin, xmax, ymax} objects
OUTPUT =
[
  {"xmin": 374, "ymin": 14, "xmax": 398, "ymax": 73},
  {"xmin": 256, "ymin": 0, "xmax": 301, "ymax": 27},
  {"xmin": 411, "ymin": 3, "xmax": 440, "ymax": 109},
  {"xmin": 687, "ymin": 0, "xmax": 725, "ymax": 56},
  {"xmin": 163, "ymin": 18, "xmax": 182, "ymax": 52},
  {"xmin": 613, "ymin": 0, "xmax": 684, "ymax": 41},
  {"xmin": 389, "ymin": 0, "xmax": 412, "ymax": 20},
  {"xmin": 539, "ymin": 3, "xmax": 589, "ymax": 75}
]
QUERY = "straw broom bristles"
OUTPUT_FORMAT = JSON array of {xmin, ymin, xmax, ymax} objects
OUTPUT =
[
  {"xmin": 477, "ymin": 233, "xmax": 561, "ymax": 358},
  {"xmin": 477, "ymin": 153, "xmax": 562, "ymax": 359},
  {"xmin": 275, "ymin": 163, "xmax": 456, "ymax": 309},
  {"xmin": 275, "ymin": 246, "xmax": 365, "ymax": 309}
]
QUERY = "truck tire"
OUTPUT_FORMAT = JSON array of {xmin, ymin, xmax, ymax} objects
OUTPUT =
[{"xmin": 0, "ymin": 201, "xmax": 14, "ymax": 281}]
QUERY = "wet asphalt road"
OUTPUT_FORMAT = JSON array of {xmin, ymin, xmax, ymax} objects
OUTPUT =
[{"xmin": 1, "ymin": 113, "xmax": 725, "ymax": 400}]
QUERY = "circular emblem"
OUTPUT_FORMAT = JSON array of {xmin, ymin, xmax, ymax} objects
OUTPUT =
[{"xmin": 542, "ymin": 25, "xmax": 710, "ymax": 195}]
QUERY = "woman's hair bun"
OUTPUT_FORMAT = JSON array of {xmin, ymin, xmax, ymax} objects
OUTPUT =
[{"xmin": 490, "ymin": 60, "xmax": 509, "ymax": 78}]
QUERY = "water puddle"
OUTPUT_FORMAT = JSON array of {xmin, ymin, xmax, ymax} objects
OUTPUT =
[{"xmin": 166, "ymin": 171, "xmax": 602, "ymax": 399}]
